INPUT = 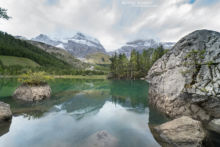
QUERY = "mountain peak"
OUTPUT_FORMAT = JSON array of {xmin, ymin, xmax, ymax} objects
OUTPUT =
[
  {"xmin": 74, "ymin": 32, "xmax": 85, "ymax": 38},
  {"xmin": 109, "ymin": 38, "xmax": 175, "ymax": 57},
  {"xmin": 31, "ymin": 32, "xmax": 106, "ymax": 57},
  {"xmin": 72, "ymin": 32, "xmax": 100, "ymax": 45},
  {"xmin": 126, "ymin": 39, "xmax": 158, "ymax": 46},
  {"xmin": 32, "ymin": 34, "xmax": 58, "ymax": 46},
  {"xmin": 36, "ymin": 34, "xmax": 50, "ymax": 39}
]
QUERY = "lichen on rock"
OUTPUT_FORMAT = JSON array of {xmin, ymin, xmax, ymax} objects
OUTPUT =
[{"xmin": 147, "ymin": 29, "xmax": 220, "ymax": 121}]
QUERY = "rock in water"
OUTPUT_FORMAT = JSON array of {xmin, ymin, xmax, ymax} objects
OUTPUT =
[
  {"xmin": 13, "ymin": 84, "xmax": 51, "ymax": 101},
  {"xmin": 81, "ymin": 130, "xmax": 118, "ymax": 147},
  {"xmin": 154, "ymin": 116, "xmax": 206, "ymax": 147},
  {"xmin": 0, "ymin": 102, "xmax": 12, "ymax": 121},
  {"xmin": 147, "ymin": 30, "xmax": 220, "ymax": 121}
]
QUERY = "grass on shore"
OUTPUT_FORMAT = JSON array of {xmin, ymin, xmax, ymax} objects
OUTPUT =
[
  {"xmin": 0, "ymin": 55, "xmax": 40, "ymax": 67},
  {"xmin": 0, "ymin": 75, "xmax": 107, "ymax": 80},
  {"xmin": 52, "ymin": 75, "xmax": 107, "ymax": 79}
]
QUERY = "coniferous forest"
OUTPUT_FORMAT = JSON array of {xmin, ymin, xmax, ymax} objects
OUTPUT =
[
  {"xmin": 0, "ymin": 32, "xmax": 105, "ymax": 75},
  {"xmin": 109, "ymin": 46, "xmax": 167, "ymax": 79}
]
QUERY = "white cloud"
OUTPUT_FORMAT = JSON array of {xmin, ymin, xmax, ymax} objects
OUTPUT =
[{"xmin": 0, "ymin": 0, "xmax": 220, "ymax": 51}]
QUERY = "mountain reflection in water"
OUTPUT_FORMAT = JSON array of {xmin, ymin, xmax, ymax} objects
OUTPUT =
[{"xmin": 0, "ymin": 79, "xmax": 166, "ymax": 147}]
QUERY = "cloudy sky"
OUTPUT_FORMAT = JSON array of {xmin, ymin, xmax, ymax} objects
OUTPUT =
[{"xmin": 0, "ymin": 0, "xmax": 220, "ymax": 51}]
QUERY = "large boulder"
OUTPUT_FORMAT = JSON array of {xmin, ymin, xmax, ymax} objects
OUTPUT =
[
  {"xmin": 154, "ymin": 116, "xmax": 206, "ymax": 147},
  {"xmin": 0, "ymin": 102, "xmax": 12, "ymax": 121},
  {"xmin": 147, "ymin": 30, "xmax": 220, "ymax": 121},
  {"xmin": 13, "ymin": 83, "xmax": 51, "ymax": 101}
]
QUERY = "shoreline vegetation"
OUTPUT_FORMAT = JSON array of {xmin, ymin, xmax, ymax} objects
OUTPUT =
[
  {"xmin": 109, "ymin": 46, "xmax": 167, "ymax": 79},
  {"xmin": 0, "ymin": 75, "xmax": 107, "ymax": 79}
]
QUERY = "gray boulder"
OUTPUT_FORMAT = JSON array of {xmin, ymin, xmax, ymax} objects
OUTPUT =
[
  {"xmin": 13, "ymin": 84, "xmax": 51, "ymax": 101},
  {"xmin": 0, "ymin": 102, "xmax": 12, "ymax": 121},
  {"xmin": 154, "ymin": 116, "xmax": 206, "ymax": 147},
  {"xmin": 147, "ymin": 30, "xmax": 220, "ymax": 121},
  {"xmin": 208, "ymin": 119, "xmax": 220, "ymax": 134}
]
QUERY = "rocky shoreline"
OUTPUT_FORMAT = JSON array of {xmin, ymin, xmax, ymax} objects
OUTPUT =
[
  {"xmin": 147, "ymin": 30, "xmax": 220, "ymax": 146},
  {"xmin": 0, "ymin": 83, "xmax": 52, "ymax": 136}
]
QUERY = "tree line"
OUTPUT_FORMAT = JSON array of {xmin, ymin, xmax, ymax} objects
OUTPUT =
[
  {"xmin": 0, "ymin": 32, "xmax": 105, "ymax": 76},
  {"xmin": 0, "ymin": 32, "xmax": 70, "ymax": 68},
  {"xmin": 109, "ymin": 46, "xmax": 167, "ymax": 79}
]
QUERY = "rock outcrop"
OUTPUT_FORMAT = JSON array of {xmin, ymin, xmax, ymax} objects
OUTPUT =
[
  {"xmin": 147, "ymin": 30, "xmax": 220, "ymax": 121},
  {"xmin": 13, "ymin": 84, "xmax": 51, "ymax": 101},
  {"xmin": 154, "ymin": 116, "xmax": 206, "ymax": 147},
  {"xmin": 0, "ymin": 102, "xmax": 12, "ymax": 121}
]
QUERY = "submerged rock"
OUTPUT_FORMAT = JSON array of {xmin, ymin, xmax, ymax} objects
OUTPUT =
[
  {"xmin": 154, "ymin": 116, "xmax": 206, "ymax": 147},
  {"xmin": 13, "ymin": 83, "xmax": 51, "ymax": 101},
  {"xmin": 147, "ymin": 29, "xmax": 220, "ymax": 121},
  {"xmin": 0, "ymin": 102, "xmax": 12, "ymax": 121},
  {"xmin": 208, "ymin": 119, "xmax": 220, "ymax": 134},
  {"xmin": 81, "ymin": 130, "xmax": 118, "ymax": 147}
]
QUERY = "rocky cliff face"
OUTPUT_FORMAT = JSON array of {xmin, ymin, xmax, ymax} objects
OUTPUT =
[{"xmin": 147, "ymin": 30, "xmax": 220, "ymax": 121}]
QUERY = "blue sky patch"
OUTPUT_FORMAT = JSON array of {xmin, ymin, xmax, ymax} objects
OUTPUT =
[
  {"xmin": 189, "ymin": 0, "xmax": 196, "ymax": 4},
  {"xmin": 46, "ymin": 0, "xmax": 59, "ymax": 5}
]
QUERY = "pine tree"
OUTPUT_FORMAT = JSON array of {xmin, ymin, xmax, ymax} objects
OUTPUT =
[
  {"xmin": 109, "ymin": 46, "xmax": 168, "ymax": 79},
  {"xmin": 0, "ymin": 7, "xmax": 10, "ymax": 20}
]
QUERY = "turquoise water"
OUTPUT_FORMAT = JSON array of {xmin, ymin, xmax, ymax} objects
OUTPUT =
[{"xmin": 0, "ymin": 79, "xmax": 167, "ymax": 147}]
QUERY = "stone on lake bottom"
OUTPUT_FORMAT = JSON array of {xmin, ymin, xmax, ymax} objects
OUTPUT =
[{"xmin": 81, "ymin": 130, "xmax": 118, "ymax": 147}]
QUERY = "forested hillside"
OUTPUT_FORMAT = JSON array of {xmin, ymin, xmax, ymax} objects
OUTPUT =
[
  {"xmin": 0, "ymin": 32, "xmax": 69, "ymax": 68},
  {"xmin": 0, "ymin": 32, "xmax": 104, "ymax": 75},
  {"xmin": 109, "ymin": 46, "xmax": 167, "ymax": 79},
  {"xmin": 28, "ymin": 40, "xmax": 88, "ymax": 69}
]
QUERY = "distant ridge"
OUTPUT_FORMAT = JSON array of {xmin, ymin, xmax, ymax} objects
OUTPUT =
[
  {"xmin": 31, "ymin": 32, "xmax": 106, "ymax": 57},
  {"xmin": 109, "ymin": 39, "xmax": 175, "ymax": 57}
]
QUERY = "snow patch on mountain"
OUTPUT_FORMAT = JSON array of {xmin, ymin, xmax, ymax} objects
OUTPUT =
[
  {"xmin": 73, "ymin": 32, "xmax": 100, "ymax": 45},
  {"xmin": 32, "ymin": 32, "xmax": 104, "ymax": 49},
  {"xmin": 31, "ymin": 32, "xmax": 106, "ymax": 57},
  {"xmin": 108, "ymin": 39, "xmax": 175, "ymax": 57},
  {"xmin": 56, "ymin": 43, "xmax": 65, "ymax": 49},
  {"xmin": 32, "ymin": 34, "xmax": 58, "ymax": 46}
]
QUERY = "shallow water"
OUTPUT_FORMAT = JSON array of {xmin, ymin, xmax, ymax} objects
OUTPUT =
[{"xmin": 0, "ymin": 79, "xmax": 168, "ymax": 147}]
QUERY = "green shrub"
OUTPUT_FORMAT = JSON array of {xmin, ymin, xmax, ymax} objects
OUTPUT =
[{"xmin": 18, "ymin": 71, "xmax": 53, "ymax": 85}]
